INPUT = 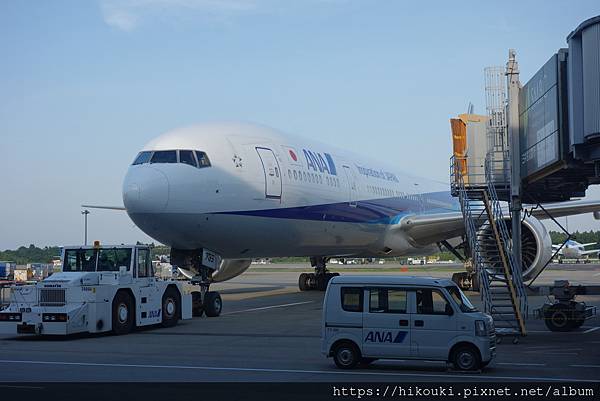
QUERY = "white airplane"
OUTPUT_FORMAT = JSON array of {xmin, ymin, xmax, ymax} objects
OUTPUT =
[
  {"xmin": 553, "ymin": 240, "xmax": 600, "ymax": 261},
  {"xmin": 85, "ymin": 122, "xmax": 600, "ymax": 315}
]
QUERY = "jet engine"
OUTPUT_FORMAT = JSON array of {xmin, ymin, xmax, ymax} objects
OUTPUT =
[
  {"xmin": 478, "ymin": 215, "xmax": 552, "ymax": 281},
  {"xmin": 169, "ymin": 248, "xmax": 251, "ymax": 282}
]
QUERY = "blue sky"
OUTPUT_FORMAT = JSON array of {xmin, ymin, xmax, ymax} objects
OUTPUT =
[{"xmin": 0, "ymin": 1, "xmax": 599, "ymax": 249}]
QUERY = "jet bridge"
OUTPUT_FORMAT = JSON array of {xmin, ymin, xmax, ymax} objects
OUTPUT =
[{"xmin": 449, "ymin": 15, "xmax": 600, "ymax": 338}]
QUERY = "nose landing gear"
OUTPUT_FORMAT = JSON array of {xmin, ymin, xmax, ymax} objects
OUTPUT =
[
  {"xmin": 298, "ymin": 257, "xmax": 339, "ymax": 291},
  {"xmin": 171, "ymin": 248, "xmax": 223, "ymax": 318}
]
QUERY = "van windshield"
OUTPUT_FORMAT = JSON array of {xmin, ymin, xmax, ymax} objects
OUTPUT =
[{"xmin": 446, "ymin": 285, "xmax": 477, "ymax": 313}]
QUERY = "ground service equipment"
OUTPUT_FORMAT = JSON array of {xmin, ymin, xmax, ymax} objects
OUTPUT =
[{"xmin": 0, "ymin": 243, "xmax": 192, "ymax": 336}]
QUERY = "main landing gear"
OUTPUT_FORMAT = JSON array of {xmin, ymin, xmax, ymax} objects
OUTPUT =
[{"xmin": 298, "ymin": 257, "xmax": 339, "ymax": 291}]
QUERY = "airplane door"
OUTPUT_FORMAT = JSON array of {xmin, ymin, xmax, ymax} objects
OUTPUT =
[
  {"xmin": 256, "ymin": 147, "xmax": 282, "ymax": 199},
  {"xmin": 342, "ymin": 165, "xmax": 358, "ymax": 207}
]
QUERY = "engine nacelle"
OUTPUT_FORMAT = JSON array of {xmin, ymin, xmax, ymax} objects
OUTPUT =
[
  {"xmin": 169, "ymin": 248, "xmax": 251, "ymax": 282},
  {"xmin": 478, "ymin": 215, "xmax": 552, "ymax": 281},
  {"xmin": 211, "ymin": 259, "xmax": 252, "ymax": 282},
  {"xmin": 517, "ymin": 215, "xmax": 553, "ymax": 280}
]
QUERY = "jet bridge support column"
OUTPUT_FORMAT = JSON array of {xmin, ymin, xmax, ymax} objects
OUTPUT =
[{"xmin": 507, "ymin": 49, "xmax": 522, "ymax": 275}]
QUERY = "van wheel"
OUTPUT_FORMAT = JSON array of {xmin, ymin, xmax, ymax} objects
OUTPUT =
[
  {"xmin": 112, "ymin": 291, "xmax": 134, "ymax": 335},
  {"xmin": 333, "ymin": 342, "xmax": 360, "ymax": 369},
  {"xmin": 161, "ymin": 287, "xmax": 180, "ymax": 328},
  {"xmin": 452, "ymin": 345, "xmax": 481, "ymax": 371},
  {"xmin": 204, "ymin": 291, "xmax": 222, "ymax": 317}
]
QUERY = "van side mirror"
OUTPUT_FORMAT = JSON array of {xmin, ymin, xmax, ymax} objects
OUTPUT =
[{"xmin": 445, "ymin": 304, "xmax": 454, "ymax": 316}]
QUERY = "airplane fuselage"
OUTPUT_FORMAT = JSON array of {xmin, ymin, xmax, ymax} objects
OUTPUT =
[{"xmin": 122, "ymin": 122, "xmax": 459, "ymax": 259}]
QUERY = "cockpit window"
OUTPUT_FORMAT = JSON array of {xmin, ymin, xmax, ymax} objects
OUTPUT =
[
  {"xmin": 150, "ymin": 150, "xmax": 177, "ymax": 164},
  {"xmin": 132, "ymin": 149, "xmax": 210, "ymax": 168},
  {"xmin": 179, "ymin": 150, "xmax": 197, "ymax": 167},
  {"xmin": 133, "ymin": 151, "xmax": 152, "ymax": 165},
  {"xmin": 196, "ymin": 151, "xmax": 211, "ymax": 167}
]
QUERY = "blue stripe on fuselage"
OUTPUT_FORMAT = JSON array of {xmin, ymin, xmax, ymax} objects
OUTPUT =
[{"xmin": 215, "ymin": 192, "xmax": 458, "ymax": 224}]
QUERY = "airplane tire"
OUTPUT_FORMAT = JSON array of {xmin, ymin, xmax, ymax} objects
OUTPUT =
[
  {"xmin": 112, "ymin": 291, "xmax": 134, "ymax": 335},
  {"xmin": 161, "ymin": 287, "xmax": 180, "ymax": 328},
  {"xmin": 298, "ymin": 273, "xmax": 310, "ymax": 291},
  {"xmin": 316, "ymin": 274, "xmax": 328, "ymax": 291},
  {"xmin": 204, "ymin": 291, "xmax": 222, "ymax": 317},
  {"xmin": 191, "ymin": 291, "xmax": 204, "ymax": 317}
]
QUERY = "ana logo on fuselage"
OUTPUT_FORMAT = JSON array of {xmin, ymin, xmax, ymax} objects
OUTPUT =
[{"xmin": 303, "ymin": 149, "xmax": 337, "ymax": 176}]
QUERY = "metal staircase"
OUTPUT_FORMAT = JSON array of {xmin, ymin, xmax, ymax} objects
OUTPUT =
[{"xmin": 451, "ymin": 156, "xmax": 527, "ymax": 337}]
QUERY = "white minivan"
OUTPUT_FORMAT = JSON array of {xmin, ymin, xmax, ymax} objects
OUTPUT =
[{"xmin": 322, "ymin": 276, "xmax": 496, "ymax": 371}]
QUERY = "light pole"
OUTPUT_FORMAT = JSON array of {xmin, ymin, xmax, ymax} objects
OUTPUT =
[{"xmin": 81, "ymin": 209, "xmax": 90, "ymax": 245}]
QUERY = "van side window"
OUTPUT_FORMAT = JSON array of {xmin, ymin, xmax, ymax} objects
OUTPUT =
[
  {"xmin": 369, "ymin": 288, "xmax": 407, "ymax": 314},
  {"xmin": 341, "ymin": 287, "xmax": 363, "ymax": 312},
  {"xmin": 415, "ymin": 288, "xmax": 449, "ymax": 315}
]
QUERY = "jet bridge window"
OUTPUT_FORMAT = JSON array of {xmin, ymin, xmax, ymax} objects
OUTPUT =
[{"xmin": 150, "ymin": 150, "xmax": 177, "ymax": 164}]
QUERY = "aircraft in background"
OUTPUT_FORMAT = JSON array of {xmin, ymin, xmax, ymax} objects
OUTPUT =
[
  {"xmin": 84, "ymin": 122, "xmax": 600, "ymax": 313},
  {"xmin": 553, "ymin": 240, "xmax": 600, "ymax": 262}
]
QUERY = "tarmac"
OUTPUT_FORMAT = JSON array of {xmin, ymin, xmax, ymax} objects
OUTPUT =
[{"xmin": 0, "ymin": 263, "xmax": 599, "ymax": 382}]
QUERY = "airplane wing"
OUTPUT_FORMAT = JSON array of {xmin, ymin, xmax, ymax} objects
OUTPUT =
[
  {"xmin": 396, "ymin": 199, "xmax": 600, "ymax": 246},
  {"xmin": 81, "ymin": 204, "xmax": 126, "ymax": 211},
  {"xmin": 580, "ymin": 242, "xmax": 598, "ymax": 248},
  {"xmin": 580, "ymin": 249, "xmax": 600, "ymax": 256}
]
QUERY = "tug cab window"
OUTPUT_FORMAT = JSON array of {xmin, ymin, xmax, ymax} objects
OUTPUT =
[
  {"xmin": 150, "ymin": 150, "xmax": 177, "ymax": 164},
  {"xmin": 97, "ymin": 248, "xmax": 132, "ymax": 272},
  {"xmin": 63, "ymin": 249, "xmax": 97, "ymax": 272},
  {"xmin": 136, "ymin": 248, "xmax": 151, "ymax": 278}
]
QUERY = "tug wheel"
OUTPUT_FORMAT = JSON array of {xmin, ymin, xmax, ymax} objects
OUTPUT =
[
  {"xmin": 161, "ymin": 287, "xmax": 180, "ymax": 328},
  {"xmin": 112, "ymin": 291, "xmax": 134, "ymax": 335}
]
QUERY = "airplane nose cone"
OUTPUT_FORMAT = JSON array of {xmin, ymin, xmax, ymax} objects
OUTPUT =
[{"xmin": 123, "ymin": 166, "xmax": 169, "ymax": 213}]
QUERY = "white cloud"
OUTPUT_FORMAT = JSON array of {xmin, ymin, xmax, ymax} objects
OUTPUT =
[
  {"xmin": 100, "ymin": 0, "xmax": 262, "ymax": 31},
  {"xmin": 99, "ymin": 0, "xmax": 345, "ymax": 31}
]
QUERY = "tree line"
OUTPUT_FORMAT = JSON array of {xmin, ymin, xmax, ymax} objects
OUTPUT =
[{"xmin": 2, "ymin": 231, "xmax": 600, "ymax": 265}]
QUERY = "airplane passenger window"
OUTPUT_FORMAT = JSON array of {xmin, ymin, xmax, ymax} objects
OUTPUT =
[
  {"xmin": 195, "ymin": 151, "xmax": 211, "ymax": 167},
  {"xmin": 133, "ymin": 151, "xmax": 152, "ymax": 165},
  {"xmin": 150, "ymin": 150, "xmax": 177, "ymax": 164},
  {"xmin": 179, "ymin": 150, "xmax": 197, "ymax": 167}
]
